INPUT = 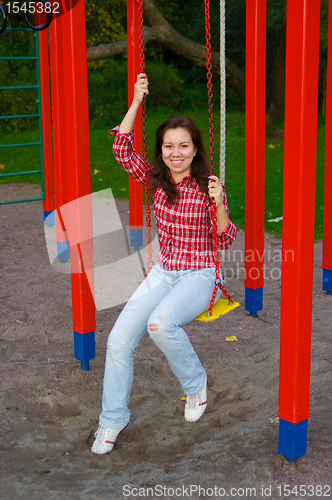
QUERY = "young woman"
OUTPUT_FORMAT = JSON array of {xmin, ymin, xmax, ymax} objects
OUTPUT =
[{"xmin": 91, "ymin": 74, "xmax": 237, "ymax": 455}]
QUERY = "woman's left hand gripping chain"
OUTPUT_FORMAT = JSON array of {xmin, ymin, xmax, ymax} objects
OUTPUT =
[{"xmin": 208, "ymin": 175, "xmax": 223, "ymax": 208}]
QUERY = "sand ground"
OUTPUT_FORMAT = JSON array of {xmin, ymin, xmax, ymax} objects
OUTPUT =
[{"xmin": 0, "ymin": 184, "xmax": 331, "ymax": 500}]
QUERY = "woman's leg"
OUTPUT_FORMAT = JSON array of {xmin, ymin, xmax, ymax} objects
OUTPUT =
[
  {"xmin": 99, "ymin": 265, "xmax": 173, "ymax": 429},
  {"xmin": 147, "ymin": 267, "xmax": 221, "ymax": 396}
]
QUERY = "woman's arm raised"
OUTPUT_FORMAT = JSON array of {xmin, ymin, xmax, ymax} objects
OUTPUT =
[{"xmin": 119, "ymin": 73, "xmax": 149, "ymax": 134}]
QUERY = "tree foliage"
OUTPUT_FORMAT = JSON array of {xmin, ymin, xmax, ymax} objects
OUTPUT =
[
  {"xmin": 85, "ymin": 0, "xmax": 126, "ymax": 47},
  {"xmin": 0, "ymin": 0, "xmax": 330, "ymax": 132}
]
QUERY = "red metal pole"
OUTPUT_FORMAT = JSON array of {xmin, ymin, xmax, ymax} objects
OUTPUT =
[
  {"xmin": 49, "ymin": 1, "xmax": 95, "ymax": 369},
  {"xmin": 49, "ymin": 12, "xmax": 70, "ymax": 261},
  {"xmin": 323, "ymin": 0, "xmax": 332, "ymax": 295},
  {"xmin": 63, "ymin": 0, "xmax": 95, "ymax": 370},
  {"xmin": 245, "ymin": 0, "xmax": 266, "ymax": 316},
  {"xmin": 36, "ymin": 18, "xmax": 54, "ymax": 220},
  {"xmin": 127, "ymin": 0, "xmax": 143, "ymax": 251},
  {"xmin": 278, "ymin": 0, "xmax": 321, "ymax": 462}
]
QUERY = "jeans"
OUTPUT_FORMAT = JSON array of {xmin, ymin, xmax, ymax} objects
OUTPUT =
[{"xmin": 99, "ymin": 264, "xmax": 221, "ymax": 428}]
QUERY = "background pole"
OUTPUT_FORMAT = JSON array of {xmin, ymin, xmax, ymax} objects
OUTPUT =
[
  {"xmin": 323, "ymin": 0, "xmax": 332, "ymax": 295},
  {"xmin": 49, "ymin": 13, "xmax": 70, "ymax": 260},
  {"xmin": 36, "ymin": 14, "xmax": 54, "ymax": 222},
  {"xmin": 244, "ymin": 0, "xmax": 266, "ymax": 316}
]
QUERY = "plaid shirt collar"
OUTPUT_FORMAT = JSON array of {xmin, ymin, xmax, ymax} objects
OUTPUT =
[{"xmin": 167, "ymin": 170, "xmax": 193, "ymax": 187}]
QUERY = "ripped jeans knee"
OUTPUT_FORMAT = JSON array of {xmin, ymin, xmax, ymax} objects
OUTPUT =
[{"xmin": 148, "ymin": 315, "xmax": 167, "ymax": 336}]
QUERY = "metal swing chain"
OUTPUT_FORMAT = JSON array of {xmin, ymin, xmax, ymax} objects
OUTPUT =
[
  {"xmin": 205, "ymin": 0, "xmax": 233, "ymax": 315},
  {"xmin": 138, "ymin": 0, "xmax": 153, "ymax": 274}
]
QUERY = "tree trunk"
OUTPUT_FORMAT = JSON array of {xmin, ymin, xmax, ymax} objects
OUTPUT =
[{"xmin": 86, "ymin": 0, "xmax": 245, "ymax": 106}]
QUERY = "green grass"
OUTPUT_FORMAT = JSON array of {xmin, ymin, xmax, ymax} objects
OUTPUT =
[
  {"xmin": 0, "ymin": 110, "xmax": 326, "ymax": 240},
  {"xmin": 0, "ymin": 130, "xmax": 43, "ymax": 185}
]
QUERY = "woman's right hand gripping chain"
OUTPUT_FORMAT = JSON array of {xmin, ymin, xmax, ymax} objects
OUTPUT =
[{"xmin": 134, "ymin": 73, "xmax": 149, "ymax": 105}]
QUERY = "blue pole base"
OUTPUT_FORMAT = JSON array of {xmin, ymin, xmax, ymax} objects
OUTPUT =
[
  {"xmin": 278, "ymin": 418, "xmax": 308, "ymax": 462},
  {"xmin": 57, "ymin": 240, "xmax": 70, "ymax": 263},
  {"xmin": 245, "ymin": 287, "xmax": 263, "ymax": 316},
  {"xmin": 44, "ymin": 210, "xmax": 55, "ymax": 227},
  {"xmin": 130, "ymin": 229, "xmax": 143, "ymax": 251},
  {"xmin": 74, "ymin": 331, "xmax": 95, "ymax": 371},
  {"xmin": 323, "ymin": 269, "xmax": 332, "ymax": 294}
]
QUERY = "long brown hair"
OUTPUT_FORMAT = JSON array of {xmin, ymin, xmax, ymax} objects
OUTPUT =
[{"xmin": 149, "ymin": 115, "xmax": 211, "ymax": 203}]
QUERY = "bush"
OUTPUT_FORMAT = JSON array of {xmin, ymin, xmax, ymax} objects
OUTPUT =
[
  {"xmin": 144, "ymin": 61, "xmax": 185, "ymax": 108},
  {"xmin": 0, "ymin": 30, "xmax": 40, "ymax": 133},
  {"xmin": 87, "ymin": 59, "xmax": 187, "ymax": 128},
  {"xmin": 88, "ymin": 59, "xmax": 128, "ymax": 128}
]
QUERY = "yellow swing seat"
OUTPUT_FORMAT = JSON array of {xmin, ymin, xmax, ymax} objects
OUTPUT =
[{"xmin": 196, "ymin": 298, "xmax": 240, "ymax": 323}]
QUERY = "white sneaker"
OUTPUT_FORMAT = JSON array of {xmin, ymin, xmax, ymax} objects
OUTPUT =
[
  {"xmin": 91, "ymin": 424, "xmax": 128, "ymax": 455},
  {"xmin": 184, "ymin": 375, "xmax": 207, "ymax": 422}
]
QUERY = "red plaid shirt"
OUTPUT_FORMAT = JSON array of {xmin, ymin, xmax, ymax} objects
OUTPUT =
[{"xmin": 109, "ymin": 126, "xmax": 237, "ymax": 270}]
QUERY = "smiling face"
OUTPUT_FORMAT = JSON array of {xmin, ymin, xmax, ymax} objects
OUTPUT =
[{"xmin": 161, "ymin": 127, "xmax": 197, "ymax": 183}]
